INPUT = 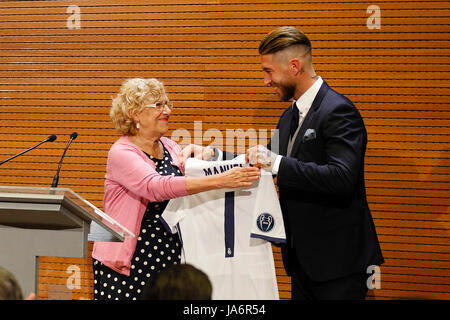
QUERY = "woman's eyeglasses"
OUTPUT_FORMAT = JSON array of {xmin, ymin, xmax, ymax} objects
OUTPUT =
[{"xmin": 144, "ymin": 101, "xmax": 174, "ymax": 112}]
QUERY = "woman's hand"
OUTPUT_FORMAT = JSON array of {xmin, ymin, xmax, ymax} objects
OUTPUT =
[
  {"xmin": 216, "ymin": 166, "xmax": 261, "ymax": 189},
  {"xmin": 185, "ymin": 166, "xmax": 260, "ymax": 195},
  {"xmin": 179, "ymin": 144, "xmax": 215, "ymax": 167}
]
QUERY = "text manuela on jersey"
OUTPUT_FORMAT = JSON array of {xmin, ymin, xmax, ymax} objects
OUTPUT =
[{"xmin": 203, "ymin": 163, "xmax": 244, "ymax": 176}]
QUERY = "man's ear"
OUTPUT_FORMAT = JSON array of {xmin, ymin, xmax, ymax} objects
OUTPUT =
[{"xmin": 289, "ymin": 58, "xmax": 303, "ymax": 76}]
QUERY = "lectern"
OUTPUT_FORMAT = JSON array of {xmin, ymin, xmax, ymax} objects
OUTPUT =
[{"xmin": 0, "ymin": 186, "xmax": 134, "ymax": 299}]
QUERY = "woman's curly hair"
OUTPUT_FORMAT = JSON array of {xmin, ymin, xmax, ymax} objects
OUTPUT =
[{"xmin": 110, "ymin": 78, "xmax": 166, "ymax": 136}]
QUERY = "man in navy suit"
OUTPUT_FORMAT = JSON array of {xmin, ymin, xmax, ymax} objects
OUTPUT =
[{"xmin": 246, "ymin": 26, "xmax": 384, "ymax": 300}]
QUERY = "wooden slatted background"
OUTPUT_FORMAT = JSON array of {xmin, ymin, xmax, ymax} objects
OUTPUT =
[{"xmin": 0, "ymin": 0, "xmax": 448, "ymax": 300}]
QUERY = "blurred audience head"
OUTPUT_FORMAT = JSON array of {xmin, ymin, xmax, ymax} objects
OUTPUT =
[
  {"xmin": 0, "ymin": 266, "xmax": 23, "ymax": 300},
  {"xmin": 141, "ymin": 263, "xmax": 212, "ymax": 300}
]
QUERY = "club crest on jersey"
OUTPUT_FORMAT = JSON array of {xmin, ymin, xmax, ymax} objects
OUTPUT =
[{"xmin": 256, "ymin": 213, "xmax": 274, "ymax": 232}]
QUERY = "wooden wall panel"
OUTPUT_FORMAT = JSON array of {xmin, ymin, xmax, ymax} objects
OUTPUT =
[
  {"xmin": 0, "ymin": 0, "xmax": 448, "ymax": 300},
  {"xmin": 37, "ymin": 245, "xmax": 94, "ymax": 300}
]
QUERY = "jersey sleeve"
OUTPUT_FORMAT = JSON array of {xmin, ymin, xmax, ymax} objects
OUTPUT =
[
  {"xmin": 160, "ymin": 197, "xmax": 186, "ymax": 234},
  {"xmin": 250, "ymin": 171, "xmax": 287, "ymax": 245}
]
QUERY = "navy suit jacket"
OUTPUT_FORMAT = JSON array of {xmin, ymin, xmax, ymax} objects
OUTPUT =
[{"xmin": 271, "ymin": 81, "xmax": 384, "ymax": 282}]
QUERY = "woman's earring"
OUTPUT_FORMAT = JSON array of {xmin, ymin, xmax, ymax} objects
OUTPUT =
[{"xmin": 136, "ymin": 123, "xmax": 140, "ymax": 129}]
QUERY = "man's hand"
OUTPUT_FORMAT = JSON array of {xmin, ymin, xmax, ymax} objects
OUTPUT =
[
  {"xmin": 179, "ymin": 144, "xmax": 215, "ymax": 167},
  {"xmin": 246, "ymin": 145, "xmax": 278, "ymax": 171}
]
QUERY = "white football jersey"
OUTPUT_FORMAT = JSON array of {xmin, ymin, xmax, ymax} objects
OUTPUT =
[{"xmin": 160, "ymin": 155, "xmax": 286, "ymax": 300}]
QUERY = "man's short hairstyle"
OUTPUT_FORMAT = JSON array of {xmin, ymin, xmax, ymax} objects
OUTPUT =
[{"xmin": 259, "ymin": 26, "xmax": 312, "ymax": 60}]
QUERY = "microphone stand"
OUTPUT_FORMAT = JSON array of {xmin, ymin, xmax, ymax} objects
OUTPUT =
[
  {"xmin": 0, "ymin": 135, "xmax": 57, "ymax": 166},
  {"xmin": 51, "ymin": 132, "xmax": 77, "ymax": 188}
]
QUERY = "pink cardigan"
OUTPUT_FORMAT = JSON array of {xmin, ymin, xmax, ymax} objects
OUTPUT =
[{"xmin": 92, "ymin": 135, "xmax": 188, "ymax": 275}]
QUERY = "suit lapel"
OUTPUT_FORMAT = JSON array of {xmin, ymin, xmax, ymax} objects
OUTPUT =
[{"xmin": 289, "ymin": 81, "xmax": 330, "ymax": 157}]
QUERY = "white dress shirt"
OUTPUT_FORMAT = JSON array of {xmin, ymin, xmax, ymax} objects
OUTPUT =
[{"xmin": 272, "ymin": 76, "xmax": 323, "ymax": 175}]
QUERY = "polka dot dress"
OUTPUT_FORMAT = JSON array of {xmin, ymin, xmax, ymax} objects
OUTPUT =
[{"xmin": 93, "ymin": 142, "xmax": 183, "ymax": 300}]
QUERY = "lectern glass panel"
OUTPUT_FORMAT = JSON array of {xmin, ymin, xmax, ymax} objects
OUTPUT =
[{"xmin": 0, "ymin": 186, "xmax": 134, "ymax": 241}]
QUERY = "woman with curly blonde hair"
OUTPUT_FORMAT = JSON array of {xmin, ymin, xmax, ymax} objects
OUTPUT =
[{"xmin": 92, "ymin": 78, "xmax": 259, "ymax": 300}]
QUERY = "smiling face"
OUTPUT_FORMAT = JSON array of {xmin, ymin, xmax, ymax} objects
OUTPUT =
[
  {"xmin": 261, "ymin": 53, "xmax": 297, "ymax": 102},
  {"xmin": 135, "ymin": 94, "xmax": 172, "ymax": 137}
]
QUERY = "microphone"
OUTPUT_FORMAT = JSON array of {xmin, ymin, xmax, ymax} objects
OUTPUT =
[
  {"xmin": 0, "ymin": 135, "xmax": 57, "ymax": 165},
  {"xmin": 51, "ymin": 132, "xmax": 78, "ymax": 188}
]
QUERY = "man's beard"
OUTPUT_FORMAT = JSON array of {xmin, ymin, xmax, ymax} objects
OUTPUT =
[{"xmin": 275, "ymin": 81, "xmax": 296, "ymax": 102}]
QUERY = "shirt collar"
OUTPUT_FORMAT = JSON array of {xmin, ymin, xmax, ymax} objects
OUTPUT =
[{"xmin": 293, "ymin": 76, "xmax": 323, "ymax": 115}]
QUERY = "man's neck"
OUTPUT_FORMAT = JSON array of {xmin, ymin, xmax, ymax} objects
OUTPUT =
[{"xmin": 294, "ymin": 74, "xmax": 319, "ymax": 100}]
